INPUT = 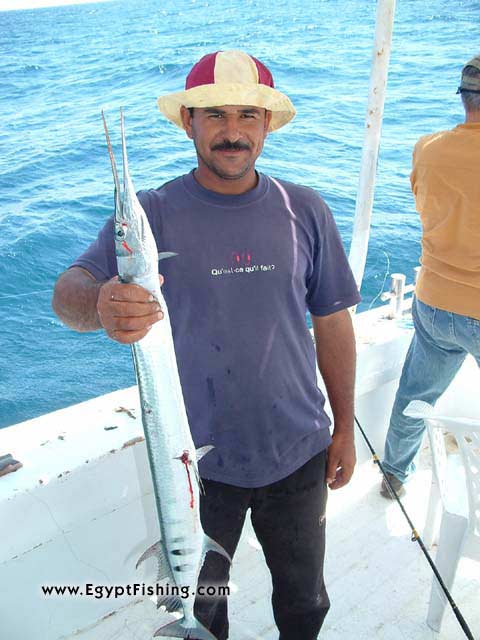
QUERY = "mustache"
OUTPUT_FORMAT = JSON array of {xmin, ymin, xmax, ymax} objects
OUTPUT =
[{"xmin": 211, "ymin": 140, "xmax": 251, "ymax": 152}]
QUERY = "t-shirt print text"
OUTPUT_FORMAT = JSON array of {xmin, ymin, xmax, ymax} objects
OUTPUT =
[{"xmin": 211, "ymin": 251, "xmax": 276, "ymax": 277}]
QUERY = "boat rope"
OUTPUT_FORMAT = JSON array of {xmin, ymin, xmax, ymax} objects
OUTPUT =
[{"xmin": 354, "ymin": 414, "xmax": 475, "ymax": 640}]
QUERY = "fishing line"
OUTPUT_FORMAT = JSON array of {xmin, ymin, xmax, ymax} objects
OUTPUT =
[
  {"xmin": 368, "ymin": 249, "xmax": 390, "ymax": 311},
  {"xmin": 354, "ymin": 414, "xmax": 475, "ymax": 640}
]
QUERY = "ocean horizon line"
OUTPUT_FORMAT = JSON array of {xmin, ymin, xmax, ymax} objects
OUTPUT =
[{"xmin": 0, "ymin": 0, "xmax": 114, "ymax": 11}]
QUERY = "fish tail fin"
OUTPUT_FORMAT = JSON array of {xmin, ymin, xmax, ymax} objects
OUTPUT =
[{"xmin": 153, "ymin": 617, "xmax": 217, "ymax": 639}]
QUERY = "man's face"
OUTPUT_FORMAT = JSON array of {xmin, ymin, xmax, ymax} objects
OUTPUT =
[{"xmin": 180, "ymin": 105, "xmax": 272, "ymax": 182}]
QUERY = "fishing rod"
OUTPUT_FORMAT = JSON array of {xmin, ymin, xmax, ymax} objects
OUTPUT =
[{"xmin": 354, "ymin": 415, "xmax": 475, "ymax": 640}]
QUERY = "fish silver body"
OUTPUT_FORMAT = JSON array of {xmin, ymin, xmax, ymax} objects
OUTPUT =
[{"xmin": 102, "ymin": 109, "xmax": 228, "ymax": 640}]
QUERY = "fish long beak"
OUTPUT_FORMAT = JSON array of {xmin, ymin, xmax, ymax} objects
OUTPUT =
[
  {"xmin": 120, "ymin": 106, "xmax": 136, "ymax": 204},
  {"xmin": 102, "ymin": 109, "xmax": 123, "ymax": 222}
]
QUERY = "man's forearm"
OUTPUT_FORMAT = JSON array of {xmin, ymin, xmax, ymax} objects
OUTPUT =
[
  {"xmin": 311, "ymin": 309, "xmax": 356, "ymax": 434},
  {"xmin": 52, "ymin": 267, "xmax": 104, "ymax": 332}
]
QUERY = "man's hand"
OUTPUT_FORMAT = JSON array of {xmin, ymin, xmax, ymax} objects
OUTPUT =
[
  {"xmin": 326, "ymin": 431, "xmax": 356, "ymax": 490},
  {"xmin": 97, "ymin": 276, "xmax": 164, "ymax": 344},
  {"xmin": 311, "ymin": 309, "xmax": 357, "ymax": 490},
  {"xmin": 52, "ymin": 267, "xmax": 165, "ymax": 341}
]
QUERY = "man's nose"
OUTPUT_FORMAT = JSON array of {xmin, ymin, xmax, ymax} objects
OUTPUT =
[{"xmin": 222, "ymin": 116, "xmax": 241, "ymax": 141}]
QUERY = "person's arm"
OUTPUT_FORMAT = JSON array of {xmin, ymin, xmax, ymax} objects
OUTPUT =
[
  {"xmin": 311, "ymin": 308, "xmax": 356, "ymax": 490},
  {"xmin": 52, "ymin": 266, "xmax": 163, "ymax": 344}
]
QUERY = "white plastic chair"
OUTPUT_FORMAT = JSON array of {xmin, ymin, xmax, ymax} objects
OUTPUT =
[{"xmin": 404, "ymin": 399, "xmax": 480, "ymax": 633}]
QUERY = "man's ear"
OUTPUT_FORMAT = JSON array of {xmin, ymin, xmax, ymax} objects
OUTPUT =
[
  {"xmin": 180, "ymin": 106, "xmax": 194, "ymax": 139},
  {"xmin": 264, "ymin": 110, "xmax": 273, "ymax": 135}
]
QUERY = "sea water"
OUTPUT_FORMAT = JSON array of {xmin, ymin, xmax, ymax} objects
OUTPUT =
[{"xmin": 0, "ymin": 0, "xmax": 478, "ymax": 427}]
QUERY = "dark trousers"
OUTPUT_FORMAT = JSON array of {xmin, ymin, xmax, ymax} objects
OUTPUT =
[{"xmin": 194, "ymin": 450, "xmax": 330, "ymax": 640}]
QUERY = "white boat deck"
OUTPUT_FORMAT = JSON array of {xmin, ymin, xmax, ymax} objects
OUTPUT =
[
  {"xmin": 65, "ymin": 453, "xmax": 479, "ymax": 640},
  {"xmin": 1, "ymin": 306, "xmax": 479, "ymax": 640}
]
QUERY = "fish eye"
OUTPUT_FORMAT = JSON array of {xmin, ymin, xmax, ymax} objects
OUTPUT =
[{"xmin": 116, "ymin": 226, "xmax": 125, "ymax": 238}]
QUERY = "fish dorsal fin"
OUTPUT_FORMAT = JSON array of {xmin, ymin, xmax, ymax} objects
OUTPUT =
[
  {"xmin": 196, "ymin": 445, "xmax": 214, "ymax": 461},
  {"xmin": 158, "ymin": 251, "xmax": 178, "ymax": 261},
  {"xmin": 101, "ymin": 110, "xmax": 122, "ymax": 219}
]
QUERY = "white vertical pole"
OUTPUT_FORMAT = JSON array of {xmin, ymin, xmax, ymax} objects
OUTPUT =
[{"xmin": 348, "ymin": 0, "xmax": 396, "ymax": 293}]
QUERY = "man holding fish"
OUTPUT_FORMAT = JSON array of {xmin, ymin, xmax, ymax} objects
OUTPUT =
[{"xmin": 53, "ymin": 50, "xmax": 360, "ymax": 640}]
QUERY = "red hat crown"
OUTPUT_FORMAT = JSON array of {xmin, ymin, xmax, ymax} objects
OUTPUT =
[{"xmin": 185, "ymin": 51, "xmax": 275, "ymax": 90}]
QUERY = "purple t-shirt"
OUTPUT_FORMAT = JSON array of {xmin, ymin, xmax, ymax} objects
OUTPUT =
[{"xmin": 72, "ymin": 171, "xmax": 360, "ymax": 487}]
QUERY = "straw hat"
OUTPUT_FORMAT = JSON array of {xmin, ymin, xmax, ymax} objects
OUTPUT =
[{"xmin": 157, "ymin": 50, "xmax": 296, "ymax": 132}]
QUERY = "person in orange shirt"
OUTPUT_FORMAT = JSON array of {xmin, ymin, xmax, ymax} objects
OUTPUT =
[{"xmin": 381, "ymin": 55, "xmax": 480, "ymax": 498}]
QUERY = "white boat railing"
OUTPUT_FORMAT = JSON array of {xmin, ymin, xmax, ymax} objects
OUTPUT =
[
  {"xmin": 381, "ymin": 266, "xmax": 420, "ymax": 318},
  {"xmin": 348, "ymin": 0, "xmax": 396, "ymax": 291}
]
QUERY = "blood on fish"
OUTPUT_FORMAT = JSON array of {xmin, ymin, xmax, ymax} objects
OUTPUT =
[
  {"xmin": 122, "ymin": 241, "xmax": 133, "ymax": 254},
  {"xmin": 180, "ymin": 450, "xmax": 195, "ymax": 509}
]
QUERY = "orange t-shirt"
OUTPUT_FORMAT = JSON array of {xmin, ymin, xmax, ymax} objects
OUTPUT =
[{"xmin": 411, "ymin": 122, "xmax": 480, "ymax": 320}]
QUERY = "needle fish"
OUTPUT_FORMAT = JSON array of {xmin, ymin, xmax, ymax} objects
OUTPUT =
[{"xmin": 102, "ymin": 108, "xmax": 229, "ymax": 640}]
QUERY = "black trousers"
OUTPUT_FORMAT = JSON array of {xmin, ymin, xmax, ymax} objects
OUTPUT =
[{"xmin": 194, "ymin": 450, "xmax": 330, "ymax": 640}]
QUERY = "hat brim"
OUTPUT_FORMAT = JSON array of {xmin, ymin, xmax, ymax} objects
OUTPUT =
[{"xmin": 157, "ymin": 83, "xmax": 296, "ymax": 132}]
